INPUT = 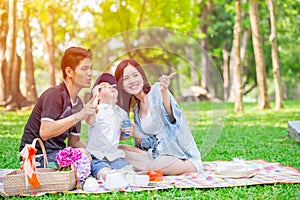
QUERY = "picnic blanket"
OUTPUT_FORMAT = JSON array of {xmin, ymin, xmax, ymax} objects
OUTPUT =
[{"xmin": 1, "ymin": 159, "xmax": 299, "ymax": 196}]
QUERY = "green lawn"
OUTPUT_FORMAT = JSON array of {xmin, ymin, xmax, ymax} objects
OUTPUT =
[{"xmin": 0, "ymin": 100, "xmax": 299, "ymax": 199}]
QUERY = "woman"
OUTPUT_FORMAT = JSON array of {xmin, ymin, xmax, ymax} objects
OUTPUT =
[{"xmin": 114, "ymin": 58, "xmax": 203, "ymax": 175}]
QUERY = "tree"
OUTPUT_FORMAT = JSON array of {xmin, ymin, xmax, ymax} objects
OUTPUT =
[
  {"xmin": 249, "ymin": 0, "xmax": 270, "ymax": 109},
  {"xmin": 1, "ymin": 0, "xmax": 298, "ymax": 110},
  {"xmin": 23, "ymin": 2, "xmax": 38, "ymax": 103},
  {"xmin": 4, "ymin": 0, "xmax": 29, "ymax": 110},
  {"xmin": 222, "ymin": 44, "xmax": 229, "ymax": 100},
  {"xmin": 0, "ymin": 0, "xmax": 8, "ymax": 105},
  {"xmin": 199, "ymin": 0, "xmax": 213, "ymax": 90},
  {"xmin": 267, "ymin": 0, "xmax": 283, "ymax": 110},
  {"xmin": 228, "ymin": 0, "xmax": 250, "ymax": 102},
  {"xmin": 38, "ymin": 3, "xmax": 58, "ymax": 87},
  {"xmin": 233, "ymin": 0, "xmax": 243, "ymax": 112}
]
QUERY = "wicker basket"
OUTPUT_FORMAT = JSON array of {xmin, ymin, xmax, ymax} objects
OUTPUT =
[{"xmin": 3, "ymin": 138, "xmax": 76, "ymax": 196}]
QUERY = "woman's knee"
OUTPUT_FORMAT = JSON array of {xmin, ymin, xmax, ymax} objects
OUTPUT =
[{"xmin": 148, "ymin": 156, "xmax": 197, "ymax": 175}]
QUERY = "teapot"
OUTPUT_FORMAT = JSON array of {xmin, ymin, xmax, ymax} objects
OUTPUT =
[{"xmin": 100, "ymin": 170, "xmax": 129, "ymax": 190}]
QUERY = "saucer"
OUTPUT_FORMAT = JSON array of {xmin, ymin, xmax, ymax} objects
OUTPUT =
[
  {"xmin": 130, "ymin": 184, "xmax": 154, "ymax": 188},
  {"xmin": 104, "ymin": 184, "xmax": 130, "ymax": 191}
]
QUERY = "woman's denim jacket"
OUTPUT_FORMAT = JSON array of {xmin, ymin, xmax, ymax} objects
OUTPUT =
[{"xmin": 134, "ymin": 83, "xmax": 201, "ymax": 162}]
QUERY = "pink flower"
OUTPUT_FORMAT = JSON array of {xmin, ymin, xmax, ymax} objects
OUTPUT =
[
  {"xmin": 56, "ymin": 147, "xmax": 91, "ymax": 183},
  {"xmin": 56, "ymin": 147, "xmax": 82, "ymax": 168}
]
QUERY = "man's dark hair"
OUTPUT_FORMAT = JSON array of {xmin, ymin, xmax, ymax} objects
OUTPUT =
[{"xmin": 61, "ymin": 47, "xmax": 93, "ymax": 79}]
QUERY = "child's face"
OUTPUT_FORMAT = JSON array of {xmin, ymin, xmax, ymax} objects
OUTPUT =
[{"xmin": 98, "ymin": 82, "xmax": 118, "ymax": 104}]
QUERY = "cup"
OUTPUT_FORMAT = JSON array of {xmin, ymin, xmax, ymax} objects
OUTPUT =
[
  {"xmin": 133, "ymin": 174, "xmax": 149, "ymax": 186},
  {"xmin": 146, "ymin": 170, "xmax": 163, "ymax": 182},
  {"xmin": 83, "ymin": 177, "xmax": 99, "ymax": 192},
  {"xmin": 100, "ymin": 171, "xmax": 129, "ymax": 190},
  {"xmin": 123, "ymin": 117, "xmax": 131, "ymax": 136}
]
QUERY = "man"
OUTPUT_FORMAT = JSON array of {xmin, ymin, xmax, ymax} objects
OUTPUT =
[{"xmin": 19, "ymin": 46, "xmax": 96, "ymax": 167}]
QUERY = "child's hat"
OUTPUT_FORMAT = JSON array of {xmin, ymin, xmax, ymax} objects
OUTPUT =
[{"xmin": 93, "ymin": 73, "xmax": 116, "ymax": 89}]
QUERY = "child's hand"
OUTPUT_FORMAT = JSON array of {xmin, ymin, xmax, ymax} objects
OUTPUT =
[
  {"xmin": 91, "ymin": 85, "xmax": 101, "ymax": 106},
  {"xmin": 121, "ymin": 125, "xmax": 132, "ymax": 137}
]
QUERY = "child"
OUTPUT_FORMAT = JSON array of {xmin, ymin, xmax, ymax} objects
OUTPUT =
[{"xmin": 86, "ymin": 73, "xmax": 132, "ymax": 180}]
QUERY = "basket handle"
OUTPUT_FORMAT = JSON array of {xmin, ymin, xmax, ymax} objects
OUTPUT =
[{"xmin": 32, "ymin": 138, "xmax": 48, "ymax": 168}]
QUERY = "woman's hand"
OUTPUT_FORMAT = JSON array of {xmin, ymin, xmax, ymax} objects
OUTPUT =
[
  {"xmin": 159, "ymin": 72, "xmax": 176, "ymax": 121},
  {"xmin": 159, "ymin": 72, "xmax": 176, "ymax": 93}
]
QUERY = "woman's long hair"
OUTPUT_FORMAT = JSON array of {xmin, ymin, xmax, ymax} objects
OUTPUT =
[{"xmin": 114, "ymin": 58, "xmax": 151, "ymax": 113}]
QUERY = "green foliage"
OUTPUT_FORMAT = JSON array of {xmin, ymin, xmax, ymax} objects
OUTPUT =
[
  {"xmin": 1, "ymin": 100, "xmax": 299, "ymax": 199},
  {"xmin": 46, "ymin": 162, "xmax": 58, "ymax": 170},
  {"xmin": 15, "ymin": 0, "xmax": 300, "ymax": 99}
]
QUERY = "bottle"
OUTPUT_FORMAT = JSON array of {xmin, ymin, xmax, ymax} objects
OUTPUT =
[{"xmin": 123, "ymin": 116, "xmax": 131, "ymax": 137}]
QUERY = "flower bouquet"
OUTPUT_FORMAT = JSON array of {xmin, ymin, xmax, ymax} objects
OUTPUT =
[{"xmin": 49, "ymin": 146, "xmax": 91, "ymax": 187}]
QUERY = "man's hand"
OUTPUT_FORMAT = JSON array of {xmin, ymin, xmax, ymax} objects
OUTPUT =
[{"xmin": 75, "ymin": 94, "xmax": 97, "ymax": 121}]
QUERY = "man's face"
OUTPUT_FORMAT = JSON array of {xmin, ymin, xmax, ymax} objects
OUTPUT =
[{"xmin": 73, "ymin": 58, "xmax": 93, "ymax": 89}]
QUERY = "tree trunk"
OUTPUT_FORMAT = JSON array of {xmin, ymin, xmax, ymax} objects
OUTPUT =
[
  {"xmin": 0, "ymin": 0, "xmax": 8, "ymax": 105},
  {"xmin": 46, "ymin": 22, "xmax": 57, "ymax": 87},
  {"xmin": 240, "ymin": 28, "xmax": 251, "ymax": 64},
  {"xmin": 185, "ymin": 45, "xmax": 199, "ymax": 86},
  {"xmin": 5, "ymin": 0, "xmax": 16, "ymax": 104},
  {"xmin": 222, "ymin": 45, "xmax": 229, "ymax": 100},
  {"xmin": 233, "ymin": 0, "xmax": 243, "ymax": 112},
  {"xmin": 240, "ymin": 0, "xmax": 250, "ymax": 63},
  {"xmin": 5, "ymin": 0, "xmax": 16, "ymax": 108},
  {"xmin": 228, "ymin": 0, "xmax": 250, "ymax": 103},
  {"xmin": 39, "ymin": 12, "xmax": 57, "ymax": 87},
  {"xmin": 9, "ymin": 53, "xmax": 30, "ymax": 109},
  {"xmin": 5, "ymin": 0, "xmax": 30, "ymax": 110},
  {"xmin": 227, "ymin": 35, "xmax": 237, "ymax": 102},
  {"xmin": 267, "ymin": 0, "xmax": 283, "ymax": 110},
  {"xmin": 199, "ymin": 0, "xmax": 213, "ymax": 90},
  {"xmin": 249, "ymin": 0, "xmax": 270, "ymax": 109},
  {"xmin": 23, "ymin": 6, "xmax": 38, "ymax": 103}
]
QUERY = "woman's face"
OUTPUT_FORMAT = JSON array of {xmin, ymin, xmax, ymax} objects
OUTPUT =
[{"xmin": 123, "ymin": 65, "xmax": 144, "ymax": 95}]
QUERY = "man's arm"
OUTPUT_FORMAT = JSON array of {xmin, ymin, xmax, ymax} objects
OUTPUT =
[
  {"xmin": 40, "ymin": 95, "xmax": 97, "ymax": 141},
  {"xmin": 40, "ymin": 114, "xmax": 81, "ymax": 141}
]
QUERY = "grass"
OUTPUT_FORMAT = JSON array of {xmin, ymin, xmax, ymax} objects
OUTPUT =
[{"xmin": 0, "ymin": 100, "xmax": 300, "ymax": 199}]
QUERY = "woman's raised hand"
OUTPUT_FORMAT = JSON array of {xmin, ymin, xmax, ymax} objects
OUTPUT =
[{"xmin": 159, "ymin": 72, "xmax": 176, "ymax": 93}]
